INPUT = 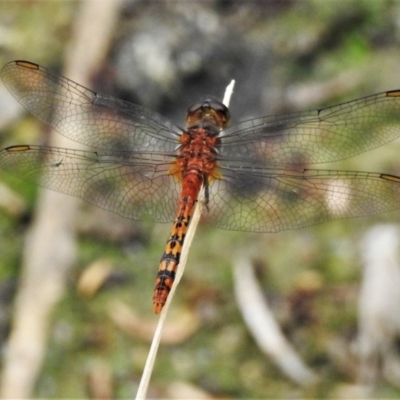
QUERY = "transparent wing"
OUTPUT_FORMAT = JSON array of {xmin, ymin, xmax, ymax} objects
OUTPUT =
[
  {"xmin": 210, "ymin": 88, "xmax": 400, "ymax": 231},
  {"xmin": 221, "ymin": 89, "xmax": 400, "ymax": 164},
  {"xmin": 0, "ymin": 60, "xmax": 182, "ymax": 152},
  {"xmin": 0, "ymin": 145, "xmax": 180, "ymax": 223},
  {"xmin": 3, "ymin": 144, "xmax": 399, "ymax": 232},
  {"xmin": 205, "ymin": 167, "xmax": 400, "ymax": 232},
  {"xmin": 3, "ymin": 60, "xmax": 400, "ymax": 232}
]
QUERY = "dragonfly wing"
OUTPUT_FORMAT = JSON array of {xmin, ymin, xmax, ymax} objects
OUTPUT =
[
  {"xmin": 221, "ymin": 90, "xmax": 400, "ymax": 164},
  {"xmin": 0, "ymin": 145, "xmax": 180, "ymax": 222},
  {"xmin": 205, "ymin": 166, "xmax": 400, "ymax": 232},
  {"xmin": 0, "ymin": 61, "xmax": 182, "ymax": 152}
]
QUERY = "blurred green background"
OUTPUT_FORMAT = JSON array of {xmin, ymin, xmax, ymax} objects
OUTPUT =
[{"xmin": 1, "ymin": 0, "xmax": 400, "ymax": 398}]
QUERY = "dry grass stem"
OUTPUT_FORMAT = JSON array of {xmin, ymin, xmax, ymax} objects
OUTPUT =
[{"xmin": 136, "ymin": 80, "xmax": 235, "ymax": 399}]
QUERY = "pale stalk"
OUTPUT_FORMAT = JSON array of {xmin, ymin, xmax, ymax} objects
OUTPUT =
[
  {"xmin": 136, "ymin": 80, "xmax": 235, "ymax": 400},
  {"xmin": 222, "ymin": 79, "xmax": 235, "ymax": 108}
]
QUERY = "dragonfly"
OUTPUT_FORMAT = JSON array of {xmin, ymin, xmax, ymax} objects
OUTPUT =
[{"xmin": 2, "ymin": 60, "xmax": 400, "ymax": 313}]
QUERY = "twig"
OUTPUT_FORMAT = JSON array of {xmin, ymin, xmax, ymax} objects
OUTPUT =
[
  {"xmin": 233, "ymin": 257, "xmax": 317, "ymax": 386},
  {"xmin": 136, "ymin": 80, "xmax": 235, "ymax": 400},
  {"xmin": 0, "ymin": 2, "xmax": 121, "ymax": 398},
  {"xmin": 223, "ymin": 80, "xmax": 235, "ymax": 107}
]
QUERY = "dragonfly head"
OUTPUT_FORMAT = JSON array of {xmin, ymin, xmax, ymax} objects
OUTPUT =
[{"xmin": 186, "ymin": 97, "xmax": 230, "ymax": 131}]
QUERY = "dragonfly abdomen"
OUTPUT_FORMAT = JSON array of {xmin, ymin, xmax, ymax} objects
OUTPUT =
[{"xmin": 153, "ymin": 171, "xmax": 203, "ymax": 313}]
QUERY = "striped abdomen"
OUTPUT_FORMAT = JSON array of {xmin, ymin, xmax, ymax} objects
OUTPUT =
[{"xmin": 153, "ymin": 172, "xmax": 203, "ymax": 313}]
